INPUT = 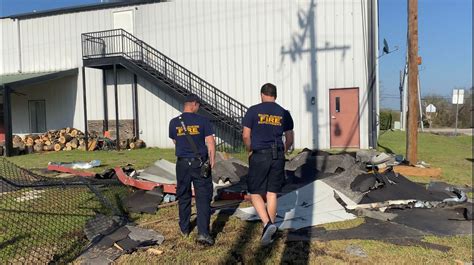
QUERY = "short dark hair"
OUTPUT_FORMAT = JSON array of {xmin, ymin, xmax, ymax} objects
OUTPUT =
[
  {"xmin": 184, "ymin": 93, "xmax": 200, "ymax": 104},
  {"xmin": 260, "ymin": 83, "xmax": 277, "ymax": 98}
]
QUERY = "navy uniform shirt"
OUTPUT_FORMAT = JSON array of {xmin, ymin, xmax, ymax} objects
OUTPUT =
[
  {"xmin": 169, "ymin": 112, "xmax": 215, "ymax": 158},
  {"xmin": 242, "ymin": 102, "xmax": 294, "ymax": 150}
]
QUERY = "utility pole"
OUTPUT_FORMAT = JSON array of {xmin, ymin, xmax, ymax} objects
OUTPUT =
[{"xmin": 406, "ymin": 0, "xmax": 419, "ymax": 165}]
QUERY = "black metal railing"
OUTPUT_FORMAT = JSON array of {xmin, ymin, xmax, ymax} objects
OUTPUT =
[
  {"xmin": 81, "ymin": 29, "xmax": 247, "ymax": 150},
  {"xmin": 210, "ymin": 120, "xmax": 245, "ymax": 153}
]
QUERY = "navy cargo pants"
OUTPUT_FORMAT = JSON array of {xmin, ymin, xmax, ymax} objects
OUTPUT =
[{"xmin": 176, "ymin": 158, "xmax": 213, "ymax": 236}]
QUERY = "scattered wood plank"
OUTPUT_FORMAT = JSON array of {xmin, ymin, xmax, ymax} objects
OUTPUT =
[
  {"xmin": 382, "ymin": 165, "xmax": 442, "ymax": 178},
  {"xmin": 88, "ymin": 139, "xmax": 97, "ymax": 151}
]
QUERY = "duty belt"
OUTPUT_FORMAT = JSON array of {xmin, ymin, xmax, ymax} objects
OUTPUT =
[
  {"xmin": 177, "ymin": 157, "xmax": 207, "ymax": 162},
  {"xmin": 252, "ymin": 148, "xmax": 284, "ymax": 154}
]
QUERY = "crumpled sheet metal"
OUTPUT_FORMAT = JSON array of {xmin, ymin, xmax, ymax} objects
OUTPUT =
[
  {"xmin": 235, "ymin": 180, "xmax": 357, "ymax": 230},
  {"xmin": 320, "ymin": 164, "xmax": 368, "ymax": 204},
  {"xmin": 126, "ymin": 225, "xmax": 165, "ymax": 245},
  {"xmin": 285, "ymin": 151, "xmax": 356, "ymax": 174},
  {"xmin": 138, "ymin": 159, "xmax": 177, "ymax": 184},
  {"xmin": 356, "ymin": 150, "xmax": 398, "ymax": 165},
  {"xmin": 137, "ymin": 155, "xmax": 249, "ymax": 185},
  {"xmin": 212, "ymin": 157, "xmax": 248, "ymax": 184},
  {"xmin": 78, "ymin": 222, "xmax": 165, "ymax": 264},
  {"xmin": 48, "ymin": 160, "xmax": 101, "ymax": 169}
]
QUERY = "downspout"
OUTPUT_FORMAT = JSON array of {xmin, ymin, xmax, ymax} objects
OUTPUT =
[
  {"xmin": 3, "ymin": 85, "xmax": 13, "ymax": 157},
  {"xmin": 373, "ymin": 0, "xmax": 380, "ymax": 147},
  {"xmin": 16, "ymin": 18, "xmax": 22, "ymax": 73}
]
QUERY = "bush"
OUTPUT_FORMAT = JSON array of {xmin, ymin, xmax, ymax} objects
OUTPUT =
[{"xmin": 379, "ymin": 110, "xmax": 393, "ymax": 130}]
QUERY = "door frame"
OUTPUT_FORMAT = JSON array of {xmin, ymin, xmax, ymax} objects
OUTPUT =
[
  {"xmin": 113, "ymin": 9, "xmax": 135, "ymax": 34},
  {"xmin": 329, "ymin": 87, "xmax": 360, "ymax": 149},
  {"xmin": 28, "ymin": 99, "xmax": 47, "ymax": 133}
]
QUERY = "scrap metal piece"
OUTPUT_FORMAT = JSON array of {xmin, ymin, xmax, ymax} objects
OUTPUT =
[
  {"xmin": 138, "ymin": 159, "xmax": 177, "ymax": 185},
  {"xmin": 212, "ymin": 158, "xmax": 248, "ymax": 184},
  {"xmin": 126, "ymin": 225, "xmax": 165, "ymax": 246},
  {"xmin": 287, "ymin": 218, "xmax": 453, "ymax": 252},
  {"xmin": 48, "ymin": 160, "xmax": 101, "ymax": 170},
  {"xmin": 236, "ymin": 180, "xmax": 357, "ymax": 230},
  {"xmin": 84, "ymin": 214, "xmax": 125, "ymax": 242},
  {"xmin": 122, "ymin": 189, "xmax": 163, "ymax": 214},
  {"xmin": 389, "ymin": 206, "xmax": 473, "ymax": 236}
]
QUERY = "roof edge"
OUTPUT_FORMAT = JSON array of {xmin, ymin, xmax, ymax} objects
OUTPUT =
[{"xmin": 1, "ymin": 0, "xmax": 166, "ymax": 20}]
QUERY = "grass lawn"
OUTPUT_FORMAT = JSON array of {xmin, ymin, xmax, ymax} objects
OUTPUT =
[
  {"xmin": 378, "ymin": 131, "xmax": 473, "ymax": 186},
  {"xmin": 3, "ymin": 131, "xmax": 473, "ymax": 264}
]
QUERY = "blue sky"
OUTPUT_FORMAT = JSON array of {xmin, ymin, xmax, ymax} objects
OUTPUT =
[
  {"xmin": 1, "ymin": 0, "xmax": 472, "ymax": 110},
  {"xmin": 379, "ymin": 0, "xmax": 472, "ymax": 109}
]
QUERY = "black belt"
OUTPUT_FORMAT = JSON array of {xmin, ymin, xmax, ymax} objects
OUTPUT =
[
  {"xmin": 252, "ymin": 148, "xmax": 284, "ymax": 154},
  {"xmin": 177, "ymin": 157, "xmax": 207, "ymax": 162}
]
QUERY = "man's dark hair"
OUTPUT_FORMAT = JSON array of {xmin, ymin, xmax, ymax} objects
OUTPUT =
[
  {"xmin": 260, "ymin": 83, "xmax": 277, "ymax": 98},
  {"xmin": 184, "ymin": 93, "xmax": 200, "ymax": 104}
]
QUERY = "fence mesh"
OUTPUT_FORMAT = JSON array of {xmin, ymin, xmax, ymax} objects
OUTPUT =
[{"xmin": 0, "ymin": 158, "xmax": 128, "ymax": 263}]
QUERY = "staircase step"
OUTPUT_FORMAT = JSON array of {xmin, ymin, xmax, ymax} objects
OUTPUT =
[{"xmin": 83, "ymin": 29, "xmax": 247, "ymax": 145}]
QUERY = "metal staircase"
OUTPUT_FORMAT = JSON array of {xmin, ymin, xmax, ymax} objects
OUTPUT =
[{"xmin": 81, "ymin": 29, "xmax": 246, "ymax": 150}]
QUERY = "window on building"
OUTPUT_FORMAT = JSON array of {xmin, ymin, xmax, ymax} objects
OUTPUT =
[
  {"xmin": 335, "ymin": 97, "xmax": 341, "ymax": 113},
  {"xmin": 28, "ymin": 100, "xmax": 46, "ymax": 133}
]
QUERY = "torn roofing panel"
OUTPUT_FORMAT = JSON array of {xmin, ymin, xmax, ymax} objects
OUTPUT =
[
  {"xmin": 138, "ymin": 159, "xmax": 177, "ymax": 184},
  {"xmin": 236, "ymin": 180, "xmax": 357, "ymax": 230}
]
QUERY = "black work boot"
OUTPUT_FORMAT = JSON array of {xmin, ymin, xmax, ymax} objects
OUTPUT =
[{"xmin": 196, "ymin": 234, "xmax": 215, "ymax": 246}]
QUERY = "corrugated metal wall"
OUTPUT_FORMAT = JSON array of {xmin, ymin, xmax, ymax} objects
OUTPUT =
[
  {"xmin": 0, "ymin": 19, "xmax": 20, "ymax": 73},
  {"xmin": 133, "ymin": 0, "xmax": 376, "ymax": 149},
  {"xmin": 0, "ymin": 0, "xmax": 377, "ymax": 149},
  {"xmin": 10, "ymin": 75, "xmax": 79, "ymax": 133}
]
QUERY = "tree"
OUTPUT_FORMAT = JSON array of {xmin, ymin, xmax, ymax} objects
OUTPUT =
[{"xmin": 422, "ymin": 87, "xmax": 472, "ymax": 128}]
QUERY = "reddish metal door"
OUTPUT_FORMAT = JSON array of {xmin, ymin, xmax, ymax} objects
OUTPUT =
[{"xmin": 329, "ymin": 88, "xmax": 360, "ymax": 148}]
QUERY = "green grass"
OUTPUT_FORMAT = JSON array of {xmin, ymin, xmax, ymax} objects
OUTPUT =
[
  {"xmin": 7, "ymin": 148, "xmax": 176, "ymax": 173},
  {"xmin": 0, "ymin": 187, "xmax": 103, "ymax": 262},
  {"xmin": 378, "ymin": 131, "xmax": 473, "ymax": 186},
  {"xmin": 2, "ymin": 132, "xmax": 473, "ymax": 263}
]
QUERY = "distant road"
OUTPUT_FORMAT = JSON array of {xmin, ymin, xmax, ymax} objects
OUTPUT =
[{"xmin": 423, "ymin": 128, "xmax": 473, "ymax": 136}]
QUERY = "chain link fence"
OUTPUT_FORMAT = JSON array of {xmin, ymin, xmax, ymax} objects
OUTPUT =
[{"xmin": 0, "ymin": 158, "xmax": 128, "ymax": 263}]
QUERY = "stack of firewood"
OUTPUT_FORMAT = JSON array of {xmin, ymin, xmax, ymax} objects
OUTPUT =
[{"xmin": 11, "ymin": 127, "xmax": 145, "ymax": 154}]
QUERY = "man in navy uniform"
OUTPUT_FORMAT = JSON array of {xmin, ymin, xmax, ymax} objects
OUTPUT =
[
  {"xmin": 169, "ymin": 94, "xmax": 216, "ymax": 246},
  {"xmin": 242, "ymin": 83, "xmax": 294, "ymax": 245}
]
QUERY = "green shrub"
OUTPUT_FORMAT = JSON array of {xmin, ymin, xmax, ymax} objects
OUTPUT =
[{"xmin": 379, "ymin": 110, "xmax": 393, "ymax": 130}]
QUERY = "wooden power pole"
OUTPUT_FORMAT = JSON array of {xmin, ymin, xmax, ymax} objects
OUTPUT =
[{"xmin": 406, "ymin": 0, "xmax": 419, "ymax": 165}]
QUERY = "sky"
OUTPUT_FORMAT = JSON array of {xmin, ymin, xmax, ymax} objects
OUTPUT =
[
  {"xmin": 1, "ymin": 0, "xmax": 472, "ymax": 110},
  {"xmin": 379, "ymin": 0, "xmax": 472, "ymax": 109}
]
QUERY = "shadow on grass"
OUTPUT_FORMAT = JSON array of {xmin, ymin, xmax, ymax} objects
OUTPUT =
[
  {"xmin": 377, "ymin": 142, "xmax": 395, "ymax": 154},
  {"xmin": 211, "ymin": 208, "xmax": 237, "ymax": 238},
  {"xmin": 466, "ymin": 158, "xmax": 473, "ymax": 163},
  {"xmin": 0, "ymin": 235, "xmax": 27, "ymax": 249},
  {"xmin": 51, "ymin": 230, "xmax": 88, "ymax": 263},
  {"xmin": 221, "ymin": 221, "xmax": 259, "ymax": 263}
]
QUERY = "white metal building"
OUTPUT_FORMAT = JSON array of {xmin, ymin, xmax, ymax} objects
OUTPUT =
[{"xmin": 0, "ymin": 0, "xmax": 379, "ymax": 154}]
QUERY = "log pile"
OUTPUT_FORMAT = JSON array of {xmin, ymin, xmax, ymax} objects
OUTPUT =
[{"xmin": 11, "ymin": 127, "xmax": 146, "ymax": 154}]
